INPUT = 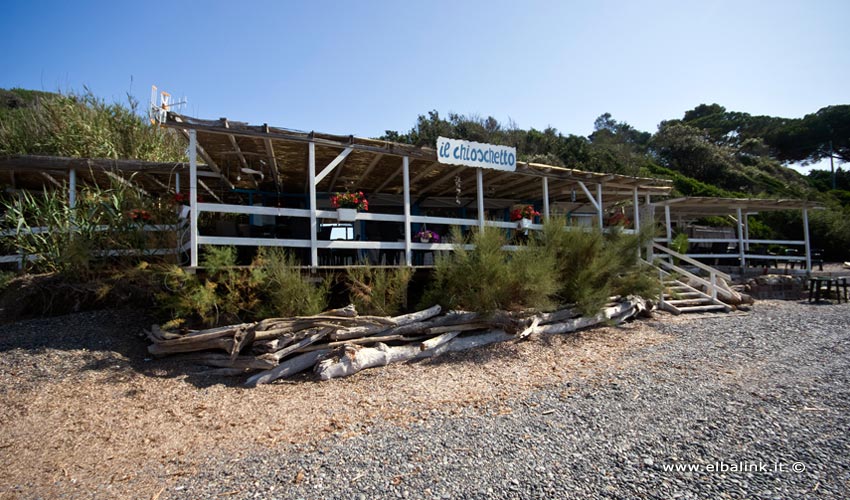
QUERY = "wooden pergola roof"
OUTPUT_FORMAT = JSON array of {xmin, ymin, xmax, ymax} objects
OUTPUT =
[
  {"xmin": 0, "ymin": 154, "xmax": 234, "ymax": 202},
  {"xmin": 161, "ymin": 113, "xmax": 673, "ymax": 207},
  {"xmin": 655, "ymin": 197, "xmax": 823, "ymax": 217}
]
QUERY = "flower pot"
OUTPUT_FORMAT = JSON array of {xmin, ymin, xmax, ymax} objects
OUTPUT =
[
  {"xmin": 519, "ymin": 218, "xmax": 532, "ymax": 229},
  {"xmin": 337, "ymin": 208, "xmax": 357, "ymax": 222},
  {"xmin": 420, "ymin": 237, "xmax": 430, "ymax": 243}
]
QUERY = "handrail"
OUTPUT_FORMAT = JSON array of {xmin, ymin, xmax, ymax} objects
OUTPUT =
[
  {"xmin": 656, "ymin": 259, "xmax": 734, "ymax": 302},
  {"xmin": 652, "ymin": 243, "xmax": 732, "ymax": 281}
]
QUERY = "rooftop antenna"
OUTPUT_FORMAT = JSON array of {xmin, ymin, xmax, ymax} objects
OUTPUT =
[{"xmin": 149, "ymin": 85, "xmax": 188, "ymax": 125}]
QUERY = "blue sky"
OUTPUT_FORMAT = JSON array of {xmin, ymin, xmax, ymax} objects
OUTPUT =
[{"xmin": 2, "ymin": 0, "xmax": 847, "ymax": 169}]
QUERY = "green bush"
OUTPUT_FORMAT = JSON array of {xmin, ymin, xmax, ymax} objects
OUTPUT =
[
  {"xmin": 538, "ymin": 218, "xmax": 660, "ymax": 315},
  {"xmin": 157, "ymin": 246, "xmax": 329, "ymax": 329},
  {"xmin": 421, "ymin": 226, "xmax": 558, "ymax": 313},
  {"xmin": 256, "ymin": 248, "xmax": 329, "ymax": 318},
  {"xmin": 346, "ymin": 266, "xmax": 412, "ymax": 316},
  {"xmin": 1, "ymin": 178, "xmax": 179, "ymax": 275}
]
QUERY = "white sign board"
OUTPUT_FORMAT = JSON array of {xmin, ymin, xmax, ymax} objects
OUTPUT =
[{"xmin": 436, "ymin": 136, "xmax": 516, "ymax": 172}]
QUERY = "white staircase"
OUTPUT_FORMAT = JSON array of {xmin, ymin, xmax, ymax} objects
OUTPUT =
[
  {"xmin": 648, "ymin": 243, "xmax": 732, "ymax": 315},
  {"xmin": 661, "ymin": 277, "xmax": 730, "ymax": 315}
]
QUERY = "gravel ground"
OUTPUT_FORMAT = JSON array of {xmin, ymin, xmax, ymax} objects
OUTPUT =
[
  {"xmin": 167, "ymin": 301, "xmax": 850, "ymax": 500},
  {"xmin": 2, "ymin": 300, "xmax": 849, "ymax": 499}
]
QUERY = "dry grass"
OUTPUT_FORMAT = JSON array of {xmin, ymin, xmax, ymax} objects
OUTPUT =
[{"xmin": 0, "ymin": 312, "xmax": 670, "ymax": 499}]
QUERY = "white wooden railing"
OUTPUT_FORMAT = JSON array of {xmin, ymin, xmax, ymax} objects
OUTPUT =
[
  {"xmin": 0, "ymin": 222, "xmax": 188, "ymax": 269},
  {"xmin": 651, "ymin": 243, "xmax": 733, "ymax": 302}
]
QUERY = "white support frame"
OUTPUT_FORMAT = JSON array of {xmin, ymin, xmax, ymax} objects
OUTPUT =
[
  {"xmin": 802, "ymin": 207, "xmax": 811, "ymax": 271},
  {"xmin": 632, "ymin": 187, "xmax": 640, "ymax": 233},
  {"xmin": 735, "ymin": 207, "xmax": 746, "ymax": 268},
  {"xmin": 664, "ymin": 205, "xmax": 672, "ymax": 245},
  {"xmin": 314, "ymin": 147, "xmax": 353, "ymax": 185},
  {"xmin": 476, "ymin": 168, "xmax": 485, "ymax": 231},
  {"xmin": 403, "ymin": 156, "xmax": 412, "ymax": 266},
  {"xmin": 596, "ymin": 183, "xmax": 603, "ymax": 228},
  {"xmin": 308, "ymin": 141, "xmax": 318, "ymax": 268},
  {"xmin": 68, "ymin": 168, "xmax": 76, "ymax": 208},
  {"xmin": 189, "ymin": 130, "xmax": 199, "ymax": 267},
  {"xmin": 542, "ymin": 177, "xmax": 550, "ymax": 219}
]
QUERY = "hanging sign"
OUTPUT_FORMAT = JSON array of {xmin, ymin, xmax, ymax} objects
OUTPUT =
[{"xmin": 436, "ymin": 136, "xmax": 516, "ymax": 172}]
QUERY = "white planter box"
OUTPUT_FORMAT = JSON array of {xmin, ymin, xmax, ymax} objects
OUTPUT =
[
  {"xmin": 519, "ymin": 218, "xmax": 532, "ymax": 229},
  {"xmin": 337, "ymin": 208, "xmax": 357, "ymax": 222}
]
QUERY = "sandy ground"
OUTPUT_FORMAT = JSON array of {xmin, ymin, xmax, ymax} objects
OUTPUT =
[{"xmin": 0, "ymin": 308, "xmax": 671, "ymax": 499}]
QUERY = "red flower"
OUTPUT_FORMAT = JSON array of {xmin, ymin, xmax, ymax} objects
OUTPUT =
[
  {"xmin": 331, "ymin": 191, "xmax": 368, "ymax": 211},
  {"xmin": 129, "ymin": 209, "xmax": 151, "ymax": 221},
  {"xmin": 510, "ymin": 205, "xmax": 540, "ymax": 221}
]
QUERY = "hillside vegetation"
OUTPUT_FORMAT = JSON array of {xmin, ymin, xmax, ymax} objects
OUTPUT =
[
  {"xmin": 0, "ymin": 88, "xmax": 185, "ymax": 161},
  {"xmin": 0, "ymin": 88, "xmax": 847, "ymax": 259},
  {"xmin": 382, "ymin": 106, "xmax": 850, "ymax": 259}
]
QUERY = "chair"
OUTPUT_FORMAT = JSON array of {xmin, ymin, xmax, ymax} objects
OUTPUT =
[
  {"xmin": 784, "ymin": 248, "xmax": 799, "ymax": 270},
  {"xmin": 811, "ymin": 249, "xmax": 824, "ymax": 272}
]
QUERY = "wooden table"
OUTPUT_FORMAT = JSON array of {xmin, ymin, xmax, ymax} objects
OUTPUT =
[{"xmin": 808, "ymin": 277, "xmax": 846, "ymax": 303}]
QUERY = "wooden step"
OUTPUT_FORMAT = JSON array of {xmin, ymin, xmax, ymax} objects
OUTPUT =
[
  {"xmin": 676, "ymin": 304, "xmax": 729, "ymax": 313},
  {"xmin": 667, "ymin": 298, "xmax": 713, "ymax": 306},
  {"xmin": 663, "ymin": 292, "xmax": 705, "ymax": 299}
]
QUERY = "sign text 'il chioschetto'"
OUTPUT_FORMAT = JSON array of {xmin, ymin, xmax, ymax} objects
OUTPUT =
[{"xmin": 436, "ymin": 136, "xmax": 516, "ymax": 172}]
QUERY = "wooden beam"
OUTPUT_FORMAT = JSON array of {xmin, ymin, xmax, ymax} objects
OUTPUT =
[
  {"xmin": 355, "ymin": 153, "xmax": 384, "ymax": 186},
  {"xmin": 375, "ymin": 163, "xmax": 403, "ymax": 193},
  {"xmin": 327, "ymin": 156, "xmax": 346, "ymax": 192},
  {"xmin": 178, "ymin": 128, "xmax": 235, "ymax": 190},
  {"xmin": 104, "ymin": 171, "xmax": 150, "ymax": 196},
  {"xmin": 493, "ymin": 175, "xmax": 541, "ymax": 198},
  {"xmin": 577, "ymin": 181, "xmax": 600, "ymax": 211},
  {"xmin": 409, "ymin": 161, "xmax": 440, "ymax": 186},
  {"xmin": 144, "ymin": 173, "xmax": 171, "ymax": 192},
  {"xmin": 263, "ymin": 137, "xmax": 283, "ymax": 192},
  {"xmin": 315, "ymin": 147, "xmax": 353, "ymax": 185},
  {"xmin": 40, "ymin": 172, "xmax": 63, "ymax": 188},
  {"xmin": 197, "ymin": 179, "xmax": 223, "ymax": 203}
]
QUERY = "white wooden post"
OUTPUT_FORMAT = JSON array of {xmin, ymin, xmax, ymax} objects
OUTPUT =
[
  {"xmin": 403, "ymin": 156, "xmax": 412, "ymax": 266},
  {"xmin": 645, "ymin": 194, "xmax": 654, "ymax": 262},
  {"xmin": 632, "ymin": 187, "xmax": 640, "ymax": 233},
  {"xmin": 175, "ymin": 172, "xmax": 180, "ymax": 193},
  {"xmin": 664, "ymin": 205, "xmax": 672, "ymax": 245},
  {"xmin": 633, "ymin": 187, "xmax": 641, "ymax": 260},
  {"xmin": 743, "ymin": 212, "xmax": 750, "ymax": 251},
  {"xmin": 189, "ymin": 130, "xmax": 199, "ymax": 268},
  {"xmin": 735, "ymin": 207, "xmax": 746, "ymax": 269},
  {"xmin": 308, "ymin": 141, "xmax": 318, "ymax": 268},
  {"xmin": 68, "ymin": 168, "xmax": 76, "ymax": 208},
  {"xmin": 476, "ymin": 168, "xmax": 485, "ymax": 231},
  {"xmin": 802, "ymin": 207, "xmax": 811, "ymax": 272},
  {"xmin": 542, "ymin": 177, "xmax": 549, "ymax": 219},
  {"xmin": 596, "ymin": 183, "xmax": 603, "ymax": 229}
]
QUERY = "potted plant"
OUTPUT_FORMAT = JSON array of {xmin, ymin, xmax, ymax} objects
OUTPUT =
[
  {"xmin": 510, "ymin": 205, "xmax": 540, "ymax": 229},
  {"xmin": 330, "ymin": 191, "xmax": 369, "ymax": 222},
  {"xmin": 415, "ymin": 229, "xmax": 441, "ymax": 243}
]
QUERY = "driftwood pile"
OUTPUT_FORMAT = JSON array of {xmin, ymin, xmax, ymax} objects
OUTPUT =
[{"xmin": 147, "ymin": 296, "xmax": 650, "ymax": 387}]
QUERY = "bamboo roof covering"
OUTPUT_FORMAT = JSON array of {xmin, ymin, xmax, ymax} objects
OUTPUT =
[
  {"xmin": 655, "ymin": 197, "xmax": 823, "ymax": 217},
  {"xmin": 0, "ymin": 154, "xmax": 234, "ymax": 201},
  {"xmin": 161, "ymin": 113, "xmax": 673, "ymax": 208}
]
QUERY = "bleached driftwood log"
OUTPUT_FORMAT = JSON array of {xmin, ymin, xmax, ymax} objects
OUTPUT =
[
  {"xmin": 148, "ymin": 297, "xmax": 652, "ymax": 386},
  {"xmin": 314, "ymin": 330, "xmax": 514, "ymax": 380},
  {"xmin": 244, "ymin": 349, "xmax": 331, "ymax": 387},
  {"xmin": 312, "ymin": 296, "xmax": 648, "ymax": 381}
]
